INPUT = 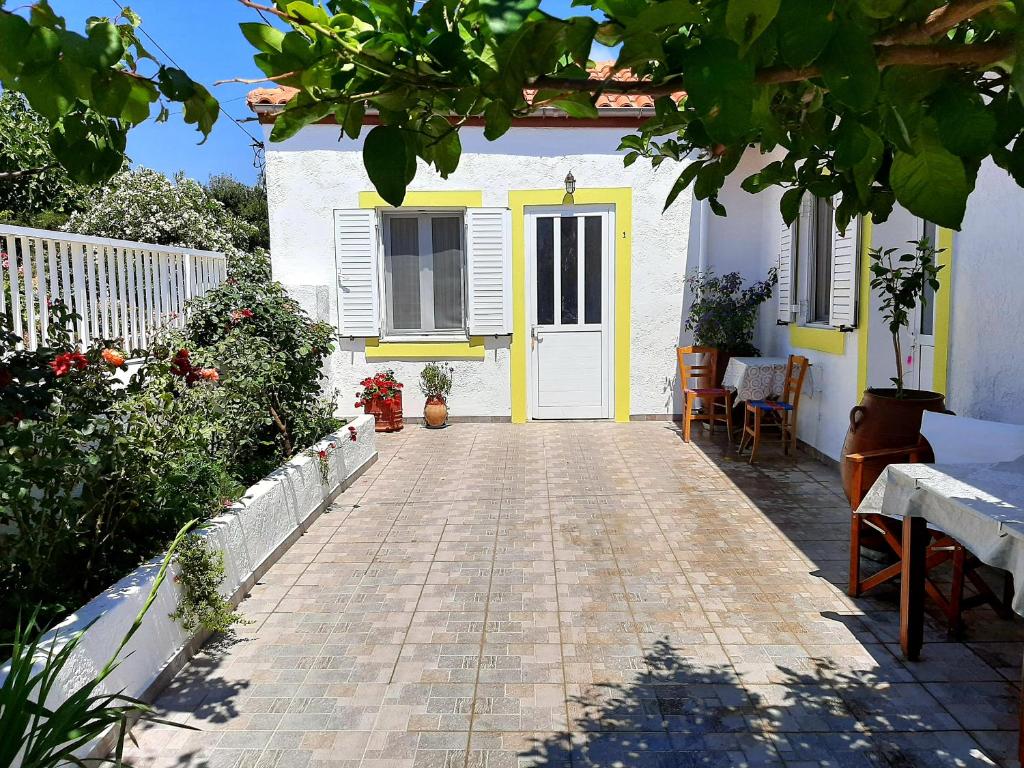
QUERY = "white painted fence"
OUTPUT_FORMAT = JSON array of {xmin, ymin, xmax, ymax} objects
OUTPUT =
[{"xmin": 0, "ymin": 225, "xmax": 226, "ymax": 351}]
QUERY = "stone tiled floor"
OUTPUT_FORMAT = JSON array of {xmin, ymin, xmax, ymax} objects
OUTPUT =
[{"xmin": 125, "ymin": 423, "xmax": 1024, "ymax": 768}]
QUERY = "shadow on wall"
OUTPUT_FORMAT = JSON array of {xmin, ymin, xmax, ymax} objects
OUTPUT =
[{"xmin": 518, "ymin": 637, "xmax": 987, "ymax": 767}]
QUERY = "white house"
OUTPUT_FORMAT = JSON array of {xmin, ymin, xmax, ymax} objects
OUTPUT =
[{"xmin": 249, "ymin": 74, "xmax": 1024, "ymax": 462}]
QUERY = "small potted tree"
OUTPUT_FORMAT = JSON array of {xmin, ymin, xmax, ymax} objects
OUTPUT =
[
  {"xmin": 840, "ymin": 238, "xmax": 945, "ymax": 500},
  {"xmin": 685, "ymin": 269, "xmax": 778, "ymax": 385},
  {"xmin": 419, "ymin": 363, "xmax": 453, "ymax": 428},
  {"xmin": 355, "ymin": 370, "xmax": 404, "ymax": 432}
]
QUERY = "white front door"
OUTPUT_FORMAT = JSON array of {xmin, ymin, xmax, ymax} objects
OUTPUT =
[
  {"xmin": 526, "ymin": 206, "xmax": 614, "ymax": 419},
  {"xmin": 910, "ymin": 220, "xmax": 938, "ymax": 391}
]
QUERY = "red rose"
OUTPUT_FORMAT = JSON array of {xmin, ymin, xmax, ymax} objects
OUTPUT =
[{"xmin": 49, "ymin": 352, "xmax": 88, "ymax": 377}]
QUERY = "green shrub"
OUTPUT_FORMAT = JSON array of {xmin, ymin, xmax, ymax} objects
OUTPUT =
[{"xmin": 169, "ymin": 533, "xmax": 248, "ymax": 635}]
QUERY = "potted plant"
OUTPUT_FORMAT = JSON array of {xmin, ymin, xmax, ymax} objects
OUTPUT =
[
  {"xmin": 840, "ymin": 238, "xmax": 945, "ymax": 500},
  {"xmin": 355, "ymin": 370, "xmax": 404, "ymax": 432},
  {"xmin": 684, "ymin": 269, "xmax": 778, "ymax": 384},
  {"xmin": 419, "ymin": 363, "xmax": 454, "ymax": 428}
]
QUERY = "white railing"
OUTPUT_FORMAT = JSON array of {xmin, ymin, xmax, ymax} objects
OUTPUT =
[{"xmin": 0, "ymin": 225, "xmax": 227, "ymax": 351}]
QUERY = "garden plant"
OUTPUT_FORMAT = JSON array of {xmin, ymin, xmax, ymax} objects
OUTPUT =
[{"xmin": 684, "ymin": 269, "xmax": 778, "ymax": 357}]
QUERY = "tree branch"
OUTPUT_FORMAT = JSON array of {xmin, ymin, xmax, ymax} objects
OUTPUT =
[
  {"xmin": 214, "ymin": 72, "xmax": 298, "ymax": 86},
  {"xmin": 0, "ymin": 166, "xmax": 52, "ymax": 180},
  {"xmin": 877, "ymin": 0, "xmax": 1004, "ymax": 45},
  {"xmin": 533, "ymin": 40, "xmax": 1012, "ymax": 93}
]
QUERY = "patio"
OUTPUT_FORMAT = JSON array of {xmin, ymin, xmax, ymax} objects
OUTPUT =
[{"xmin": 124, "ymin": 422, "xmax": 1022, "ymax": 768}]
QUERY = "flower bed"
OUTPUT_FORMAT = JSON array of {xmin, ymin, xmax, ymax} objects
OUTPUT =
[{"xmin": 40, "ymin": 415, "xmax": 376, "ymax": 757}]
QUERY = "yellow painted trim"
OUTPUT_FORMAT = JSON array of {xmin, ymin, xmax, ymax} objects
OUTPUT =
[
  {"xmin": 932, "ymin": 227, "xmax": 954, "ymax": 395},
  {"xmin": 508, "ymin": 188, "xmax": 632, "ymax": 423},
  {"xmin": 358, "ymin": 190, "xmax": 483, "ymax": 208},
  {"xmin": 364, "ymin": 337, "xmax": 486, "ymax": 360},
  {"xmin": 790, "ymin": 324, "xmax": 847, "ymax": 355},
  {"xmin": 857, "ymin": 216, "xmax": 873, "ymax": 394}
]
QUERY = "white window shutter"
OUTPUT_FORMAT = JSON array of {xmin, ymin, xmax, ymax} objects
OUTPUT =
[
  {"xmin": 466, "ymin": 207, "xmax": 512, "ymax": 335},
  {"xmin": 334, "ymin": 209, "xmax": 381, "ymax": 337},
  {"xmin": 829, "ymin": 213, "xmax": 859, "ymax": 329},
  {"xmin": 777, "ymin": 210, "xmax": 797, "ymax": 324}
]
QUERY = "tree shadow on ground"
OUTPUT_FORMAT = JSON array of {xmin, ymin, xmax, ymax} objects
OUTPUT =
[{"xmin": 519, "ymin": 638, "xmax": 1000, "ymax": 767}]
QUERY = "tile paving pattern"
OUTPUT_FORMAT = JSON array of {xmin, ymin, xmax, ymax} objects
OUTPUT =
[{"xmin": 125, "ymin": 423, "xmax": 1024, "ymax": 767}]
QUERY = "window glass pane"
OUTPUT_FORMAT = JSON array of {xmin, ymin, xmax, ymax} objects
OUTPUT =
[
  {"xmin": 813, "ymin": 198, "xmax": 832, "ymax": 323},
  {"xmin": 536, "ymin": 217, "xmax": 554, "ymax": 325},
  {"xmin": 584, "ymin": 216, "xmax": 602, "ymax": 324},
  {"xmin": 431, "ymin": 217, "xmax": 464, "ymax": 330},
  {"xmin": 560, "ymin": 216, "xmax": 578, "ymax": 324},
  {"xmin": 920, "ymin": 221, "xmax": 936, "ymax": 335},
  {"xmin": 387, "ymin": 217, "xmax": 421, "ymax": 331}
]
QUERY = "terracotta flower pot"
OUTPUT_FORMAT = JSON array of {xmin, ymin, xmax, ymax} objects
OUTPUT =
[
  {"xmin": 839, "ymin": 387, "xmax": 946, "ymax": 502},
  {"xmin": 424, "ymin": 396, "xmax": 448, "ymax": 429},
  {"xmin": 367, "ymin": 393, "xmax": 403, "ymax": 432}
]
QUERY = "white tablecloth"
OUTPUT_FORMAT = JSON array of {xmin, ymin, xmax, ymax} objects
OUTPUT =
[
  {"xmin": 721, "ymin": 356, "xmax": 788, "ymax": 402},
  {"xmin": 857, "ymin": 460, "xmax": 1024, "ymax": 615}
]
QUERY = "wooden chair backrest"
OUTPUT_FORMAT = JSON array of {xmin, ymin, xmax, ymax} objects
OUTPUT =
[
  {"xmin": 677, "ymin": 346, "xmax": 719, "ymax": 390},
  {"xmin": 781, "ymin": 354, "xmax": 810, "ymax": 408}
]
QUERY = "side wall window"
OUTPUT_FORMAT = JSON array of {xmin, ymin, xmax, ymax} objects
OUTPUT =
[{"xmin": 810, "ymin": 197, "xmax": 833, "ymax": 324}]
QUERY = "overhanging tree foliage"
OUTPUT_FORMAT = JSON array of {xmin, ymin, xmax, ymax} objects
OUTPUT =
[
  {"xmin": 0, "ymin": 2, "xmax": 219, "ymax": 185},
  {"xmin": 237, "ymin": 0, "xmax": 1024, "ymax": 230}
]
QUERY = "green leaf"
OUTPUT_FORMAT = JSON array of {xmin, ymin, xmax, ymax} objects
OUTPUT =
[
  {"xmin": 664, "ymin": 160, "xmax": 704, "ymax": 211},
  {"xmin": 364, "ymin": 124, "xmax": 411, "ymax": 206},
  {"xmin": 480, "ymin": 0, "xmax": 542, "ymax": 36},
  {"xmin": 776, "ymin": 0, "xmax": 835, "ymax": 68},
  {"xmin": 930, "ymin": 84, "xmax": 996, "ymax": 159},
  {"xmin": 0, "ymin": 11, "xmax": 32, "ymax": 75},
  {"xmin": 617, "ymin": 31, "xmax": 664, "ymax": 67},
  {"xmin": 627, "ymin": 0, "xmax": 700, "ymax": 33},
  {"xmin": 780, "ymin": 187, "xmax": 803, "ymax": 225},
  {"xmin": 484, "ymin": 100, "xmax": 513, "ymax": 140},
  {"xmin": 239, "ymin": 22, "xmax": 285, "ymax": 54},
  {"xmin": 890, "ymin": 122, "xmax": 969, "ymax": 228},
  {"xmin": 550, "ymin": 93, "xmax": 599, "ymax": 118},
  {"xmin": 725, "ymin": 0, "xmax": 781, "ymax": 54},
  {"xmin": 86, "ymin": 21, "xmax": 124, "ymax": 69},
  {"xmin": 858, "ymin": 0, "xmax": 905, "ymax": 19},
  {"xmin": 820, "ymin": 24, "xmax": 879, "ymax": 111},
  {"xmin": 336, "ymin": 101, "xmax": 365, "ymax": 140},
  {"xmin": 682, "ymin": 39, "xmax": 754, "ymax": 144},
  {"xmin": 157, "ymin": 67, "xmax": 197, "ymax": 101}
]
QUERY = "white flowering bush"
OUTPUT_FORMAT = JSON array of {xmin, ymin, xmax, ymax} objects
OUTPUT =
[{"xmin": 65, "ymin": 167, "xmax": 255, "ymax": 254}]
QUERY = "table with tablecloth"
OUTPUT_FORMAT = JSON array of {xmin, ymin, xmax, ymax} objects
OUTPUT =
[
  {"xmin": 857, "ymin": 459, "xmax": 1024, "ymax": 762},
  {"xmin": 720, "ymin": 356, "xmax": 788, "ymax": 402}
]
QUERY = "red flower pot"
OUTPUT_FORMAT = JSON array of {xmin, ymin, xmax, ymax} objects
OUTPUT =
[{"xmin": 367, "ymin": 392, "xmax": 403, "ymax": 432}]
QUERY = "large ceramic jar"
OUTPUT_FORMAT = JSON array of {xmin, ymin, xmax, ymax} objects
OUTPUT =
[
  {"xmin": 839, "ymin": 388, "xmax": 945, "ymax": 502},
  {"xmin": 423, "ymin": 396, "xmax": 448, "ymax": 428}
]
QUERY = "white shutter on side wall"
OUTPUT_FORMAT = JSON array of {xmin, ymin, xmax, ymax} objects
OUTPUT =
[
  {"xmin": 466, "ymin": 207, "xmax": 512, "ymax": 335},
  {"xmin": 829, "ymin": 214, "xmax": 859, "ymax": 329},
  {"xmin": 334, "ymin": 209, "xmax": 381, "ymax": 337},
  {"xmin": 777, "ymin": 211, "xmax": 797, "ymax": 324}
]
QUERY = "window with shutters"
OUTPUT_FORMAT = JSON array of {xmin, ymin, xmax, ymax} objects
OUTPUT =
[
  {"xmin": 381, "ymin": 211, "xmax": 467, "ymax": 338},
  {"xmin": 804, "ymin": 196, "xmax": 834, "ymax": 325}
]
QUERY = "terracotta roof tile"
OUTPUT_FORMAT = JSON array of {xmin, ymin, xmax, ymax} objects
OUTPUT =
[{"xmin": 246, "ymin": 63, "xmax": 681, "ymax": 113}]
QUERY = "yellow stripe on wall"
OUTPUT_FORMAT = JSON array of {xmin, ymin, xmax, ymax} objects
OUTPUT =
[
  {"xmin": 933, "ymin": 227, "xmax": 954, "ymax": 395},
  {"xmin": 856, "ymin": 216, "xmax": 873, "ymax": 394},
  {"xmin": 365, "ymin": 337, "xmax": 486, "ymax": 360},
  {"xmin": 508, "ymin": 188, "xmax": 632, "ymax": 423}
]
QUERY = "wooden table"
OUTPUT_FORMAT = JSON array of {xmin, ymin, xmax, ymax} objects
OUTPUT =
[{"xmin": 861, "ymin": 461, "xmax": 1024, "ymax": 762}]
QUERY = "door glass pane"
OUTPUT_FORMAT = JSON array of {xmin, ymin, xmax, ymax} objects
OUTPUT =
[
  {"xmin": 920, "ymin": 221, "xmax": 936, "ymax": 336},
  {"xmin": 584, "ymin": 216, "xmax": 602, "ymax": 324},
  {"xmin": 560, "ymin": 216, "xmax": 578, "ymax": 324},
  {"xmin": 431, "ymin": 216, "xmax": 464, "ymax": 330},
  {"xmin": 387, "ymin": 217, "xmax": 421, "ymax": 331},
  {"xmin": 536, "ymin": 217, "xmax": 554, "ymax": 325}
]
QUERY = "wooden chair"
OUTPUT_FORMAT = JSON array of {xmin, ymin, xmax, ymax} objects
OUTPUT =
[
  {"xmin": 847, "ymin": 440, "xmax": 1013, "ymax": 635},
  {"xmin": 676, "ymin": 346, "xmax": 733, "ymax": 443},
  {"xmin": 737, "ymin": 354, "xmax": 809, "ymax": 463}
]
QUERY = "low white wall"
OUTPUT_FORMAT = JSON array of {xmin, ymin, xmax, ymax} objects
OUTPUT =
[{"xmin": 10, "ymin": 415, "xmax": 377, "ymax": 759}]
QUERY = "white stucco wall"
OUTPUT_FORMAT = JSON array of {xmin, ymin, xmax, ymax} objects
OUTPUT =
[
  {"xmin": 946, "ymin": 159, "xmax": 1024, "ymax": 423},
  {"xmin": 262, "ymin": 123, "xmax": 691, "ymax": 419}
]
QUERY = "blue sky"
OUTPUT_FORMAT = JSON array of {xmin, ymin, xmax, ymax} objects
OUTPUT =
[{"xmin": 45, "ymin": 1, "xmax": 612, "ymax": 186}]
